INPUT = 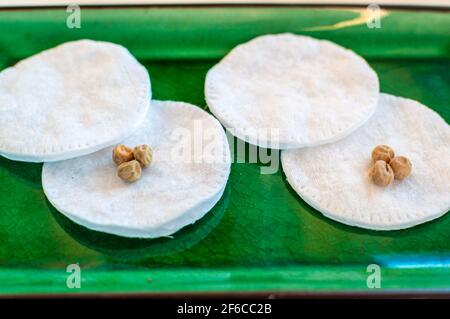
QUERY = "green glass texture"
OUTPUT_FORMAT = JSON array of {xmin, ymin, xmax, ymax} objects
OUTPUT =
[{"xmin": 0, "ymin": 7, "xmax": 449, "ymax": 295}]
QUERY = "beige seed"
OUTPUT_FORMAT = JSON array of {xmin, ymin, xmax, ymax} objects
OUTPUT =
[
  {"xmin": 117, "ymin": 160, "xmax": 142, "ymax": 183},
  {"xmin": 390, "ymin": 156, "xmax": 412, "ymax": 180},
  {"xmin": 371, "ymin": 145, "xmax": 395, "ymax": 163},
  {"xmin": 133, "ymin": 144, "xmax": 153, "ymax": 168},
  {"xmin": 112, "ymin": 144, "xmax": 134, "ymax": 166},
  {"xmin": 369, "ymin": 160, "xmax": 394, "ymax": 187}
]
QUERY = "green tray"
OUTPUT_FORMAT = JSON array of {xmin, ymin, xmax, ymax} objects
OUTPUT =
[{"xmin": 0, "ymin": 6, "xmax": 449, "ymax": 296}]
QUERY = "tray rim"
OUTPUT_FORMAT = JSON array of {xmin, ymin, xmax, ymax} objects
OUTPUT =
[
  {"xmin": 0, "ymin": 2, "xmax": 450, "ymax": 11},
  {"xmin": 0, "ymin": 5, "xmax": 449, "ymax": 297}
]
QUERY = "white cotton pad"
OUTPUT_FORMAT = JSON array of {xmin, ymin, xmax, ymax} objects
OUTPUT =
[
  {"xmin": 282, "ymin": 93, "xmax": 450, "ymax": 231},
  {"xmin": 42, "ymin": 101, "xmax": 231, "ymax": 238},
  {"xmin": 205, "ymin": 33, "xmax": 379, "ymax": 149},
  {"xmin": 0, "ymin": 39, "xmax": 150, "ymax": 162}
]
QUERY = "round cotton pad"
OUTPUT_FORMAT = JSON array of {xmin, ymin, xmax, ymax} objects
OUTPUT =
[
  {"xmin": 0, "ymin": 39, "xmax": 150, "ymax": 162},
  {"xmin": 282, "ymin": 94, "xmax": 450, "ymax": 231},
  {"xmin": 205, "ymin": 33, "xmax": 379, "ymax": 149},
  {"xmin": 42, "ymin": 101, "xmax": 231, "ymax": 238}
]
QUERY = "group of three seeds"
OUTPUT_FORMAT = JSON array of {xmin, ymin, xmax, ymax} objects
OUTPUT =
[
  {"xmin": 369, "ymin": 145, "xmax": 412, "ymax": 187},
  {"xmin": 112, "ymin": 144, "xmax": 153, "ymax": 182}
]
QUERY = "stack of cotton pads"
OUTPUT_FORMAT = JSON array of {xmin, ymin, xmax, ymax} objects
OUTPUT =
[
  {"xmin": 0, "ymin": 40, "xmax": 231, "ymax": 238},
  {"xmin": 205, "ymin": 33, "xmax": 450, "ymax": 230}
]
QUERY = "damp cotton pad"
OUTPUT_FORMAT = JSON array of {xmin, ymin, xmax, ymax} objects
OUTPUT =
[
  {"xmin": 282, "ymin": 94, "xmax": 450, "ymax": 231},
  {"xmin": 0, "ymin": 39, "xmax": 151, "ymax": 162},
  {"xmin": 42, "ymin": 101, "xmax": 231, "ymax": 238},
  {"xmin": 205, "ymin": 33, "xmax": 379, "ymax": 149}
]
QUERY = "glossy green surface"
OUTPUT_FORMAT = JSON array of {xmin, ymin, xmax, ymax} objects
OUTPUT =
[{"xmin": 0, "ymin": 7, "xmax": 449, "ymax": 295}]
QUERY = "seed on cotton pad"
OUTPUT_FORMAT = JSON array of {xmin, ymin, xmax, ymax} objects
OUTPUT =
[
  {"xmin": 112, "ymin": 145, "xmax": 135, "ymax": 166},
  {"xmin": 117, "ymin": 160, "xmax": 142, "ymax": 183},
  {"xmin": 133, "ymin": 144, "xmax": 153, "ymax": 168},
  {"xmin": 390, "ymin": 156, "xmax": 412, "ymax": 180},
  {"xmin": 369, "ymin": 160, "xmax": 394, "ymax": 187},
  {"xmin": 371, "ymin": 145, "xmax": 395, "ymax": 163}
]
